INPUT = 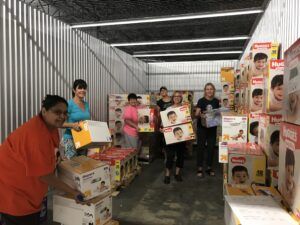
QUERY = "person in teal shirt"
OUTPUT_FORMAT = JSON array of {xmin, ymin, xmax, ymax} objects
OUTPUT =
[{"xmin": 63, "ymin": 79, "xmax": 91, "ymax": 159}]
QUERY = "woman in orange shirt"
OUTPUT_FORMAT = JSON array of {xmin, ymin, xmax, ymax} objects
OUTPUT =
[{"xmin": 0, "ymin": 95, "xmax": 86, "ymax": 225}]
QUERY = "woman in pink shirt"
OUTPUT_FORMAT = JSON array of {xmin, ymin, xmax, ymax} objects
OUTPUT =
[{"xmin": 123, "ymin": 93, "xmax": 139, "ymax": 149}]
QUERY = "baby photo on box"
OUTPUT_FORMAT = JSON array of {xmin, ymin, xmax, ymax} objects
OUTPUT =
[
  {"xmin": 222, "ymin": 115, "xmax": 248, "ymax": 143},
  {"xmin": 160, "ymin": 105, "xmax": 192, "ymax": 127},
  {"xmin": 138, "ymin": 108, "xmax": 155, "ymax": 132},
  {"xmin": 248, "ymin": 113, "xmax": 260, "ymax": 144},
  {"xmin": 279, "ymin": 122, "xmax": 300, "ymax": 218},
  {"xmin": 163, "ymin": 123, "xmax": 195, "ymax": 145},
  {"xmin": 250, "ymin": 77, "xmax": 264, "ymax": 113}
]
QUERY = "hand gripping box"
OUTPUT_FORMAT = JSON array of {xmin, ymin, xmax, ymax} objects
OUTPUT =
[
  {"xmin": 248, "ymin": 113, "xmax": 260, "ymax": 144},
  {"xmin": 228, "ymin": 143, "xmax": 266, "ymax": 185},
  {"xmin": 160, "ymin": 105, "xmax": 192, "ymax": 127},
  {"xmin": 221, "ymin": 113, "xmax": 248, "ymax": 144},
  {"xmin": 249, "ymin": 42, "xmax": 279, "ymax": 78},
  {"xmin": 53, "ymin": 193, "xmax": 112, "ymax": 225},
  {"xmin": 138, "ymin": 107, "xmax": 155, "ymax": 132},
  {"xmin": 163, "ymin": 122, "xmax": 195, "ymax": 145},
  {"xmin": 283, "ymin": 38, "xmax": 300, "ymax": 125},
  {"xmin": 249, "ymin": 77, "xmax": 264, "ymax": 113},
  {"xmin": 279, "ymin": 122, "xmax": 300, "ymax": 218},
  {"xmin": 263, "ymin": 59, "xmax": 285, "ymax": 114},
  {"xmin": 221, "ymin": 67, "xmax": 235, "ymax": 83},
  {"xmin": 58, "ymin": 156, "xmax": 111, "ymax": 200},
  {"xmin": 258, "ymin": 114, "xmax": 282, "ymax": 168},
  {"xmin": 72, "ymin": 120, "xmax": 112, "ymax": 149}
]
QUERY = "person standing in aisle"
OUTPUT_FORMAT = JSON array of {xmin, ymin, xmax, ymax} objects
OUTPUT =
[
  {"xmin": 123, "ymin": 93, "xmax": 139, "ymax": 149},
  {"xmin": 0, "ymin": 95, "xmax": 86, "ymax": 225},
  {"xmin": 62, "ymin": 79, "xmax": 91, "ymax": 159},
  {"xmin": 163, "ymin": 91, "xmax": 186, "ymax": 184},
  {"xmin": 195, "ymin": 83, "xmax": 220, "ymax": 178},
  {"xmin": 156, "ymin": 86, "xmax": 172, "ymax": 158}
]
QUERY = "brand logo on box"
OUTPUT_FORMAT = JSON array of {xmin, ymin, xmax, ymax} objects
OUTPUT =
[
  {"xmin": 270, "ymin": 115, "xmax": 282, "ymax": 124},
  {"xmin": 283, "ymin": 126, "xmax": 297, "ymax": 142},
  {"xmin": 253, "ymin": 42, "xmax": 271, "ymax": 49},
  {"xmin": 164, "ymin": 127, "xmax": 172, "ymax": 132},
  {"xmin": 251, "ymin": 78, "xmax": 263, "ymax": 85},
  {"xmin": 270, "ymin": 60, "xmax": 284, "ymax": 69},
  {"xmin": 231, "ymin": 156, "xmax": 246, "ymax": 164}
]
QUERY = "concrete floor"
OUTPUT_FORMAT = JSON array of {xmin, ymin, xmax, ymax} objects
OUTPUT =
[{"xmin": 47, "ymin": 151, "xmax": 225, "ymax": 225}]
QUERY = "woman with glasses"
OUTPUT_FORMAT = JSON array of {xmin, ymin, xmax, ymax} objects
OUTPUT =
[
  {"xmin": 0, "ymin": 95, "xmax": 86, "ymax": 225},
  {"xmin": 163, "ymin": 91, "xmax": 186, "ymax": 184},
  {"xmin": 62, "ymin": 79, "xmax": 91, "ymax": 159}
]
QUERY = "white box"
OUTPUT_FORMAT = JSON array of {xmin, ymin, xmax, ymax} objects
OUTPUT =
[
  {"xmin": 72, "ymin": 120, "xmax": 112, "ymax": 149},
  {"xmin": 221, "ymin": 94, "xmax": 234, "ymax": 109},
  {"xmin": 163, "ymin": 122, "xmax": 195, "ymax": 145},
  {"xmin": 263, "ymin": 59, "xmax": 285, "ymax": 113},
  {"xmin": 58, "ymin": 156, "xmax": 111, "ymax": 200},
  {"xmin": 228, "ymin": 143, "xmax": 266, "ymax": 185},
  {"xmin": 138, "ymin": 108, "xmax": 155, "ymax": 132},
  {"xmin": 279, "ymin": 122, "xmax": 300, "ymax": 218},
  {"xmin": 160, "ymin": 105, "xmax": 192, "ymax": 127},
  {"xmin": 53, "ymin": 194, "xmax": 112, "ymax": 225},
  {"xmin": 249, "ymin": 77, "xmax": 264, "ymax": 113},
  {"xmin": 108, "ymin": 106, "xmax": 124, "ymax": 121},
  {"xmin": 283, "ymin": 38, "xmax": 300, "ymax": 125},
  {"xmin": 248, "ymin": 113, "xmax": 260, "ymax": 144},
  {"xmin": 258, "ymin": 114, "xmax": 282, "ymax": 168},
  {"xmin": 222, "ymin": 113, "xmax": 248, "ymax": 143},
  {"xmin": 249, "ymin": 42, "xmax": 279, "ymax": 78},
  {"xmin": 219, "ymin": 142, "xmax": 228, "ymax": 163}
]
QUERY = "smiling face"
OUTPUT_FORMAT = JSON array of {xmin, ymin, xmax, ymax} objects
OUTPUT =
[
  {"xmin": 174, "ymin": 129, "xmax": 183, "ymax": 140},
  {"xmin": 129, "ymin": 98, "xmax": 137, "ymax": 107},
  {"xmin": 272, "ymin": 85, "xmax": 284, "ymax": 101},
  {"xmin": 233, "ymin": 171, "xmax": 249, "ymax": 184},
  {"xmin": 255, "ymin": 59, "xmax": 267, "ymax": 71},
  {"xmin": 204, "ymin": 84, "xmax": 215, "ymax": 99},
  {"xmin": 168, "ymin": 113, "xmax": 177, "ymax": 124},
  {"xmin": 160, "ymin": 88, "xmax": 168, "ymax": 98},
  {"xmin": 42, "ymin": 102, "xmax": 68, "ymax": 130},
  {"xmin": 253, "ymin": 95, "xmax": 263, "ymax": 107},
  {"xmin": 73, "ymin": 86, "xmax": 87, "ymax": 99}
]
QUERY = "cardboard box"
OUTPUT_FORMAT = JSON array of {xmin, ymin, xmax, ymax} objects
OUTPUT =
[
  {"xmin": 113, "ymin": 132, "xmax": 125, "ymax": 147},
  {"xmin": 253, "ymin": 185, "xmax": 282, "ymax": 203},
  {"xmin": 108, "ymin": 106, "xmax": 124, "ymax": 121},
  {"xmin": 263, "ymin": 59, "xmax": 285, "ymax": 113},
  {"xmin": 222, "ymin": 82, "xmax": 235, "ymax": 95},
  {"xmin": 249, "ymin": 42, "xmax": 279, "ymax": 78},
  {"xmin": 58, "ymin": 156, "xmax": 111, "ymax": 200},
  {"xmin": 279, "ymin": 122, "xmax": 300, "ymax": 218},
  {"xmin": 219, "ymin": 142, "xmax": 228, "ymax": 163},
  {"xmin": 160, "ymin": 105, "xmax": 192, "ymax": 127},
  {"xmin": 108, "ymin": 94, "xmax": 128, "ymax": 107},
  {"xmin": 258, "ymin": 114, "xmax": 282, "ymax": 168},
  {"xmin": 249, "ymin": 77, "xmax": 264, "ymax": 113},
  {"xmin": 221, "ymin": 67, "xmax": 235, "ymax": 83},
  {"xmin": 109, "ymin": 119, "xmax": 124, "ymax": 134},
  {"xmin": 248, "ymin": 113, "xmax": 260, "ymax": 144},
  {"xmin": 138, "ymin": 108, "xmax": 155, "ymax": 132},
  {"xmin": 225, "ymin": 184, "xmax": 255, "ymax": 196},
  {"xmin": 283, "ymin": 38, "xmax": 300, "ymax": 125},
  {"xmin": 163, "ymin": 122, "xmax": 195, "ymax": 145},
  {"xmin": 136, "ymin": 94, "xmax": 150, "ymax": 106},
  {"xmin": 53, "ymin": 194, "xmax": 112, "ymax": 225},
  {"xmin": 221, "ymin": 94, "xmax": 234, "ymax": 109},
  {"xmin": 222, "ymin": 113, "xmax": 248, "ymax": 143},
  {"xmin": 235, "ymin": 69, "xmax": 241, "ymax": 89},
  {"xmin": 228, "ymin": 143, "xmax": 266, "ymax": 185},
  {"xmin": 72, "ymin": 120, "xmax": 112, "ymax": 149}
]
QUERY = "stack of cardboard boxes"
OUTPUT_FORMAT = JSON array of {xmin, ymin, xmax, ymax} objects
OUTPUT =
[
  {"xmin": 108, "ymin": 94, "xmax": 151, "ymax": 146},
  {"xmin": 278, "ymin": 38, "xmax": 300, "ymax": 219},
  {"xmin": 220, "ymin": 67, "xmax": 235, "ymax": 109},
  {"xmin": 53, "ymin": 156, "xmax": 113, "ymax": 225}
]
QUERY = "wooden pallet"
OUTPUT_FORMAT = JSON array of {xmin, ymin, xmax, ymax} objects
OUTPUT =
[{"xmin": 121, "ymin": 166, "xmax": 142, "ymax": 188}]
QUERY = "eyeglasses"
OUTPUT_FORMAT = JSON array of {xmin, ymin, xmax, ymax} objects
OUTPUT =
[
  {"xmin": 49, "ymin": 109, "xmax": 68, "ymax": 117},
  {"xmin": 173, "ymin": 95, "xmax": 181, "ymax": 98}
]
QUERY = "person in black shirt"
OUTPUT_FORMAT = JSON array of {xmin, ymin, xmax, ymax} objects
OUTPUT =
[
  {"xmin": 157, "ymin": 86, "xmax": 172, "ymax": 112},
  {"xmin": 195, "ymin": 83, "xmax": 220, "ymax": 177}
]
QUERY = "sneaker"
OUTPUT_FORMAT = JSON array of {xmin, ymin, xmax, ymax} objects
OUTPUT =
[
  {"xmin": 164, "ymin": 176, "xmax": 170, "ymax": 184},
  {"xmin": 175, "ymin": 174, "xmax": 183, "ymax": 182}
]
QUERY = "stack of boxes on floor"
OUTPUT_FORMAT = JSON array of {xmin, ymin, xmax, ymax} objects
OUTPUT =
[
  {"xmin": 53, "ymin": 120, "xmax": 117, "ymax": 225},
  {"xmin": 223, "ymin": 39, "xmax": 300, "ymax": 224}
]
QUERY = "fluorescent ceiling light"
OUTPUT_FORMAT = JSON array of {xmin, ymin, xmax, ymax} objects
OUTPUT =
[
  {"xmin": 71, "ymin": 9, "xmax": 263, "ymax": 28},
  {"xmin": 111, "ymin": 36, "xmax": 249, "ymax": 47},
  {"xmin": 133, "ymin": 51, "xmax": 243, "ymax": 57}
]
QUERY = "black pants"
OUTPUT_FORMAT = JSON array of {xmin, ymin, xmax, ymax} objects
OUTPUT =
[
  {"xmin": 1, "ymin": 212, "xmax": 40, "ymax": 225},
  {"xmin": 165, "ymin": 142, "xmax": 185, "ymax": 169},
  {"xmin": 197, "ymin": 126, "xmax": 217, "ymax": 168}
]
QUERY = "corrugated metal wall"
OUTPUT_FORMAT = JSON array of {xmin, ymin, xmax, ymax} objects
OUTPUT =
[
  {"xmin": 148, "ymin": 60, "xmax": 238, "ymax": 102},
  {"xmin": 242, "ymin": 0, "xmax": 300, "ymax": 59},
  {"xmin": 0, "ymin": 0, "xmax": 148, "ymax": 142}
]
